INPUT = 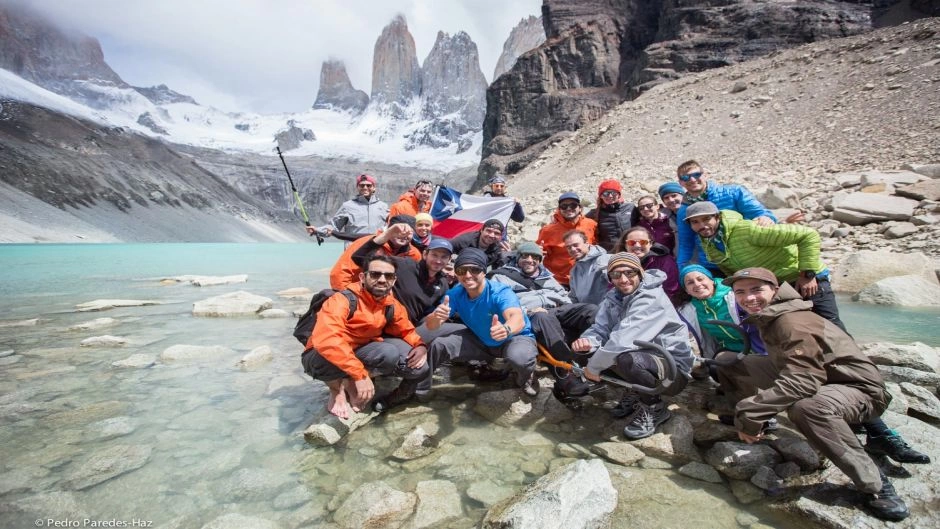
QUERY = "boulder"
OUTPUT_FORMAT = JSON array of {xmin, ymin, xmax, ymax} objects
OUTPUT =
[
  {"xmin": 391, "ymin": 425, "xmax": 439, "ymax": 461},
  {"xmin": 749, "ymin": 466, "xmax": 783, "ymax": 492},
  {"xmin": 303, "ymin": 411, "xmax": 377, "ymax": 447},
  {"xmin": 769, "ymin": 437, "xmax": 821, "ymax": 472},
  {"xmin": 277, "ymin": 287, "xmax": 313, "ymax": 300},
  {"xmin": 627, "ymin": 413, "xmax": 700, "ymax": 463},
  {"xmin": 333, "ymin": 481, "xmax": 417, "ymax": 529},
  {"xmin": 677, "ymin": 461, "xmax": 724, "ymax": 483},
  {"xmin": 258, "ymin": 308, "xmax": 290, "ymax": 318},
  {"xmin": 895, "ymin": 178, "xmax": 940, "ymax": 201},
  {"xmin": 591, "ymin": 442, "xmax": 645, "ymax": 466},
  {"xmin": 878, "ymin": 365, "xmax": 940, "ymax": 391},
  {"xmin": 192, "ymin": 291, "xmax": 273, "ymax": 317},
  {"xmin": 75, "ymin": 299, "xmax": 159, "ymax": 312},
  {"xmin": 830, "ymin": 193, "xmax": 918, "ymax": 224},
  {"xmin": 482, "ymin": 459, "xmax": 617, "ymax": 529},
  {"xmin": 831, "ymin": 250, "xmax": 937, "ymax": 293},
  {"xmin": 111, "ymin": 354, "xmax": 156, "ymax": 369},
  {"xmin": 881, "ymin": 221, "xmax": 919, "ymax": 239},
  {"xmin": 235, "ymin": 345, "xmax": 274, "ymax": 369},
  {"xmin": 67, "ymin": 317, "xmax": 118, "ymax": 331},
  {"xmin": 852, "ymin": 275, "xmax": 940, "ymax": 307},
  {"xmin": 901, "ymin": 162, "xmax": 940, "ymax": 179},
  {"xmin": 899, "ymin": 382, "xmax": 940, "ymax": 423},
  {"xmin": 79, "ymin": 335, "xmax": 127, "ymax": 347},
  {"xmin": 467, "ymin": 479, "xmax": 515, "ymax": 507},
  {"xmin": 159, "ymin": 344, "xmax": 233, "ymax": 363},
  {"xmin": 62, "ymin": 444, "xmax": 152, "ymax": 490},
  {"xmin": 704, "ymin": 441, "xmax": 782, "ymax": 480},
  {"xmin": 413, "ymin": 480, "xmax": 462, "ymax": 529},
  {"xmin": 860, "ymin": 342, "xmax": 939, "ymax": 373},
  {"xmin": 759, "ymin": 187, "xmax": 802, "ymax": 209}
]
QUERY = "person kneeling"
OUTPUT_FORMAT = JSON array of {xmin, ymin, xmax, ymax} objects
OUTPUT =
[
  {"xmin": 726, "ymin": 267, "xmax": 909, "ymax": 521},
  {"xmin": 301, "ymin": 255, "xmax": 430, "ymax": 418},
  {"xmin": 574, "ymin": 253, "xmax": 694, "ymax": 440}
]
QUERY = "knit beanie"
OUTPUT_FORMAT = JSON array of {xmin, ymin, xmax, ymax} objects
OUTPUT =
[
  {"xmin": 679, "ymin": 264, "xmax": 713, "ymax": 285},
  {"xmin": 657, "ymin": 182, "xmax": 684, "ymax": 198},
  {"xmin": 415, "ymin": 213, "xmax": 433, "ymax": 225},
  {"xmin": 607, "ymin": 252, "xmax": 643, "ymax": 277},
  {"xmin": 598, "ymin": 179, "xmax": 622, "ymax": 194}
]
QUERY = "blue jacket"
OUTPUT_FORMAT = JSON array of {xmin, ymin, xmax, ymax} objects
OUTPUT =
[{"xmin": 676, "ymin": 183, "xmax": 776, "ymax": 271}]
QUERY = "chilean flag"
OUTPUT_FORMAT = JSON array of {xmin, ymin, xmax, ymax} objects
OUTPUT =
[{"xmin": 430, "ymin": 186, "xmax": 516, "ymax": 239}]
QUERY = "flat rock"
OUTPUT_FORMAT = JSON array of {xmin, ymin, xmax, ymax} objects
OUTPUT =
[
  {"xmin": 878, "ymin": 364, "xmax": 940, "ymax": 390},
  {"xmin": 188, "ymin": 274, "xmax": 248, "ymax": 286},
  {"xmin": 831, "ymin": 193, "xmax": 918, "ymax": 224},
  {"xmin": 704, "ymin": 441, "xmax": 781, "ymax": 480},
  {"xmin": 832, "ymin": 250, "xmax": 937, "ymax": 294},
  {"xmin": 860, "ymin": 342, "xmax": 939, "ymax": 373},
  {"xmin": 235, "ymin": 345, "xmax": 274, "ymax": 369},
  {"xmin": 75, "ymin": 299, "xmax": 160, "ymax": 312},
  {"xmin": 852, "ymin": 275, "xmax": 940, "ymax": 307},
  {"xmin": 333, "ymin": 481, "xmax": 417, "ymax": 529},
  {"xmin": 79, "ymin": 335, "xmax": 128, "ymax": 347},
  {"xmin": 277, "ymin": 287, "xmax": 313, "ymax": 300},
  {"xmin": 896, "ymin": 178, "xmax": 940, "ymax": 201},
  {"xmin": 881, "ymin": 221, "xmax": 919, "ymax": 239},
  {"xmin": 899, "ymin": 382, "xmax": 940, "ymax": 422},
  {"xmin": 769, "ymin": 436, "xmax": 820, "ymax": 471},
  {"xmin": 159, "ymin": 344, "xmax": 233, "ymax": 363},
  {"xmin": 901, "ymin": 162, "xmax": 940, "ymax": 178},
  {"xmin": 677, "ymin": 461, "xmax": 724, "ymax": 483},
  {"xmin": 467, "ymin": 479, "xmax": 515, "ymax": 507},
  {"xmin": 628, "ymin": 413, "xmax": 701, "ymax": 463},
  {"xmin": 0, "ymin": 318, "xmax": 39, "ymax": 327},
  {"xmin": 67, "ymin": 317, "xmax": 118, "ymax": 331},
  {"xmin": 215, "ymin": 467, "xmax": 294, "ymax": 502},
  {"xmin": 856, "ymin": 169, "xmax": 926, "ymax": 188},
  {"xmin": 62, "ymin": 444, "xmax": 152, "ymax": 490},
  {"xmin": 749, "ymin": 466, "xmax": 783, "ymax": 492},
  {"xmin": 729, "ymin": 479, "xmax": 765, "ymax": 505},
  {"xmin": 303, "ymin": 411, "xmax": 378, "ymax": 447},
  {"xmin": 591, "ymin": 442, "xmax": 645, "ymax": 466},
  {"xmin": 258, "ymin": 308, "xmax": 290, "ymax": 318},
  {"xmin": 192, "ymin": 291, "xmax": 273, "ymax": 317},
  {"xmin": 82, "ymin": 416, "xmax": 137, "ymax": 442},
  {"xmin": 111, "ymin": 353, "xmax": 156, "ymax": 369},
  {"xmin": 473, "ymin": 386, "xmax": 574, "ymax": 427},
  {"xmin": 482, "ymin": 459, "xmax": 617, "ymax": 529},
  {"xmin": 413, "ymin": 480, "xmax": 462, "ymax": 529}
]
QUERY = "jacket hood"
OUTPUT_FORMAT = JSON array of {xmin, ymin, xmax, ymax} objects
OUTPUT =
[
  {"xmin": 646, "ymin": 243, "xmax": 671, "ymax": 258},
  {"xmin": 396, "ymin": 191, "xmax": 416, "ymax": 203},
  {"xmin": 583, "ymin": 244, "xmax": 607, "ymax": 262},
  {"xmin": 551, "ymin": 210, "xmax": 583, "ymax": 227},
  {"xmin": 743, "ymin": 282, "xmax": 813, "ymax": 326},
  {"xmin": 354, "ymin": 194, "xmax": 381, "ymax": 205}
]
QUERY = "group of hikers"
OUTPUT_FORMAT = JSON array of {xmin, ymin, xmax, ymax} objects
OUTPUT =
[{"xmin": 298, "ymin": 160, "xmax": 928, "ymax": 521}]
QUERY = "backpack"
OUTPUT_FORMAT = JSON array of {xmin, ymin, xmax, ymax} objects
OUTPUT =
[{"xmin": 293, "ymin": 288, "xmax": 395, "ymax": 347}]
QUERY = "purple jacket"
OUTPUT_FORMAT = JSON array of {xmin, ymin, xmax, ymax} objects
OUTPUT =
[
  {"xmin": 633, "ymin": 211, "xmax": 676, "ymax": 255},
  {"xmin": 641, "ymin": 244, "xmax": 680, "ymax": 305}
]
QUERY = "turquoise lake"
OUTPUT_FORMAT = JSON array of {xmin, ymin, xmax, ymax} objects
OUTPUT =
[{"xmin": 0, "ymin": 243, "xmax": 937, "ymax": 527}]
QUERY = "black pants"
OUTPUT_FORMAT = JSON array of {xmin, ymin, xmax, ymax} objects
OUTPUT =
[
  {"xmin": 614, "ymin": 351, "xmax": 688, "ymax": 404},
  {"xmin": 301, "ymin": 338, "xmax": 430, "ymax": 390},
  {"xmin": 788, "ymin": 278, "xmax": 846, "ymax": 333}
]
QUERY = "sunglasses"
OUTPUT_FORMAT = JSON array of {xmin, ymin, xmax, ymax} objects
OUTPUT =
[
  {"xmin": 455, "ymin": 266, "xmax": 485, "ymax": 276},
  {"xmin": 357, "ymin": 183, "xmax": 374, "ymax": 188},
  {"xmin": 601, "ymin": 190, "xmax": 620, "ymax": 198},
  {"xmin": 365, "ymin": 271, "xmax": 396, "ymax": 281},
  {"xmin": 518, "ymin": 253, "xmax": 541, "ymax": 261},
  {"xmin": 608, "ymin": 269, "xmax": 639, "ymax": 280},
  {"xmin": 637, "ymin": 203, "xmax": 657, "ymax": 210},
  {"xmin": 626, "ymin": 239, "xmax": 650, "ymax": 246},
  {"xmin": 679, "ymin": 171, "xmax": 704, "ymax": 182},
  {"xmin": 558, "ymin": 202, "xmax": 580, "ymax": 211}
]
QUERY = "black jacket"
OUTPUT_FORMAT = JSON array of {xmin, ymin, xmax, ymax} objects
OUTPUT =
[{"xmin": 587, "ymin": 201, "xmax": 634, "ymax": 252}]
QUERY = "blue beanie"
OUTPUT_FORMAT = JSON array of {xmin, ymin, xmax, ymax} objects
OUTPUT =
[
  {"xmin": 679, "ymin": 264, "xmax": 713, "ymax": 284},
  {"xmin": 658, "ymin": 182, "xmax": 684, "ymax": 198}
]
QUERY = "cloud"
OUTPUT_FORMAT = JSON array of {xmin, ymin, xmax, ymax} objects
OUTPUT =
[{"xmin": 18, "ymin": 0, "xmax": 538, "ymax": 113}]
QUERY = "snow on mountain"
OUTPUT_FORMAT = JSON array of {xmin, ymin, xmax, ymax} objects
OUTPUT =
[{"xmin": 0, "ymin": 66, "xmax": 479, "ymax": 172}]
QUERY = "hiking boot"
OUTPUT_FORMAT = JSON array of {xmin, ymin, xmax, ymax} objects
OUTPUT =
[
  {"xmin": 866, "ymin": 432, "xmax": 931, "ymax": 464},
  {"xmin": 473, "ymin": 364, "xmax": 510, "ymax": 383},
  {"xmin": 521, "ymin": 373, "xmax": 539, "ymax": 397},
  {"xmin": 372, "ymin": 383, "xmax": 416, "ymax": 414},
  {"xmin": 611, "ymin": 393, "xmax": 640, "ymax": 419},
  {"xmin": 623, "ymin": 400, "xmax": 671, "ymax": 440},
  {"xmin": 552, "ymin": 375, "xmax": 601, "ymax": 400},
  {"xmin": 864, "ymin": 473, "xmax": 910, "ymax": 521}
]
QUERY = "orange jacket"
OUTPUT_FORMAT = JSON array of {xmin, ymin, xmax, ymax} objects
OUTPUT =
[
  {"xmin": 388, "ymin": 191, "xmax": 431, "ymax": 218},
  {"xmin": 307, "ymin": 283, "xmax": 422, "ymax": 380},
  {"xmin": 536, "ymin": 212, "xmax": 598, "ymax": 285},
  {"xmin": 329, "ymin": 231, "xmax": 422, "ymax": 290}
]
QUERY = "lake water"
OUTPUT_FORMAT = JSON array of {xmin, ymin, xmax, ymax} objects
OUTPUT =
[{"xmin": 1, "ymin": 243, "xmax": 938, "ymax": 528}]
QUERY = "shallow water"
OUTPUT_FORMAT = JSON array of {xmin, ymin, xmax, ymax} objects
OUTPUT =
[{"xmin": 0, "ymin": 243, "xmax": 937, "ymax": 527}]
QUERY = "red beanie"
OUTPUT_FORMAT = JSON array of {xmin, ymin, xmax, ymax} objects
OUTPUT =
[{"xmin": 598, "ymin": 179, "xmax": 622, "ymax": 194}]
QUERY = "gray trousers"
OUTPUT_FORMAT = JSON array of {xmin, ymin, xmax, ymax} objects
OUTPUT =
[
  {"xmin": 301, "ymin": 338, "xmax": 430, "ymax": 393},
  {"xmin": 729, "ymin": 354, "xmax": 883, "ymax": 493},
  {"xmin": 428, "ymin": 328, "xmax": 537, "ymax": 387},
  {"xmin": 415, "ymin": 322, "xmax": 468, "ymax": 396}
]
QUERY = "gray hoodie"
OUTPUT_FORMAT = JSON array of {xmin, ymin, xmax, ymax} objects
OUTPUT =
[
  {"xmin": 569, "ymin": 244, "xmax": 611, "ymax": 305},
  {"xmin": 324, "ymin": 194, "xmax": 389, "ymax": 236},
  {"xmin": 581, "ymin": 269, "xmax": 693, "ymax": 377}
]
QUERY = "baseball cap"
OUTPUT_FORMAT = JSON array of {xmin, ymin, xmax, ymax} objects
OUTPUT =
[
  {"xmin": 426, "ymin": 238, "xmax": 454, "ymax": 254},
  {"xmin": 722, "ymin": 267, "xmax": 779, "ymax": 288},
  {"xmin": 558, "ymin": 192, "xmax": 581, "ymax": 204},
  {"xmin": 683, "ymin": 201, "xmax": 720, "ymax": 221}
]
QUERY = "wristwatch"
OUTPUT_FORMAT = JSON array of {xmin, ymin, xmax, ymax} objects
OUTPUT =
[{"xmin": 801, "ymin": 270, "xmax": 816, "ymax": 279}]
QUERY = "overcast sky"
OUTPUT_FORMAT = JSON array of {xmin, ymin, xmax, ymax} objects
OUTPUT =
[{"xmin": 20, "ymin": 0, "xmax": 540, "ymax": 113}]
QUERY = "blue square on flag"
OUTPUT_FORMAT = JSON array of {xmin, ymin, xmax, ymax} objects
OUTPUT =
[{"xmin": 431, "ymin": 186, "xmax": 463, "ymax": 220}]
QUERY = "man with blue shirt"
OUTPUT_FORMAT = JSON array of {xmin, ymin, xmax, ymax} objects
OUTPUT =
[
  {"xmin": 426, "ymin": 247, "xmax": 540, "ymax": 396},
  {"xmin": 674, "ymin": 160, "xmax": 776, "ymax": 274}
]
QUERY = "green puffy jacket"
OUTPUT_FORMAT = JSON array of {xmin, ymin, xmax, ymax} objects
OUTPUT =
[{"xmin": 701, "ymin": 210, "xmax": 825, "ymax": 282}]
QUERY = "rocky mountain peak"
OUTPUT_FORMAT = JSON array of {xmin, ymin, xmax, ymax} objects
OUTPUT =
[
  {"xmin": 0, "ymin": 1, "xmax": 127, "ymax": 104},
  {"xmin": 313, "ymin": 59, "xmax": 369, "ymax": 113},
  {"xmin": 493, "ymin": 15, "xmax": 545, "ymax": 81},
  {"xmin": 134, "ymin": 84, "xmax": 197, "ymax": 106},
  {"xmin": 370, "ymin": 14, "xmax": 422, "ymax": 116}
]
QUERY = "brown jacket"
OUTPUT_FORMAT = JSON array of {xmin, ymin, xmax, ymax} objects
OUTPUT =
[{"xmin": 734, "ymin": 283, "xmax": 888, "ymax": 435}]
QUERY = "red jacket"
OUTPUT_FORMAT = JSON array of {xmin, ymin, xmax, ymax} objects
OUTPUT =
[
  {"xmin": 307, "ymin": 283, "xmax": 422, "ymax": 380},
  {"xmin": 329, "ymin": 231, "xmax": 422, "ymax": 290},
  {"xmin": 536, "ymin": 212, "xmax": 598, "ymax": 285}
]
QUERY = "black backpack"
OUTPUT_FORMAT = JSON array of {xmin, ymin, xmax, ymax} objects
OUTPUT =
[{"xmin": 293, "ymin": 288, "xmax": 395, "ymax": 346}]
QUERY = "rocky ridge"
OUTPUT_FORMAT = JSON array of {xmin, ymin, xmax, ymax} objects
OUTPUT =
[
  {"xmin": 501, "ymin": 18, "xmax": 940, "ymax": 287},
  {"xmin": 370, "ymin": 14, "xmax": 423, "ymax": 118},
  {"xmin": 312, "ymin": 59, "xmax": 369, "ymax": 114},
  {"xmin": 492, "ymin": 15, "xmax": 545, "ymax": 81},
  {"xmin": 481, "ymin": 0, "xmax": 936, "ymax": 181}
]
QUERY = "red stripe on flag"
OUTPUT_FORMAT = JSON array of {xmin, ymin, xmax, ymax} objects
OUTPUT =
[{"xmin": 431, "ymin": 218, "xmax": 482, "ymax": 239}]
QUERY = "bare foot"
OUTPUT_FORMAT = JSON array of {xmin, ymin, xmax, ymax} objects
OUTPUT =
[
  {"xmin": 343, "ymin": 378, "xmax": 364, "ymax": 413},
  {"xmin": 326, "ymin": 380, "xmax": 351, "ymax": 419}
]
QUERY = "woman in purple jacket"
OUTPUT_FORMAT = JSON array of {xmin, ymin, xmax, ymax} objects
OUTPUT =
[{"xmin": 631, "ymin": 194, "xmax": 676, "ymax": 255}]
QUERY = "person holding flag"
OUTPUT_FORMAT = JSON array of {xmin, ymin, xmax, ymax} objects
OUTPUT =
[{"xmin": 428, "ymin": 185, "xmax": 516, "ymax": 239}]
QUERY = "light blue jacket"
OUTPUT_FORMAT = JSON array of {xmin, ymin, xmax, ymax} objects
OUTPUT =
[{"xmin": 569, "ymin": 244, "xmax": 611, "ymax": 305}]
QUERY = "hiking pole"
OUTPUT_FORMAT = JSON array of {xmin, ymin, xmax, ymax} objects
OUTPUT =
[{"xmin": 276, "ymin": 146, "xmax": 323, "ymax": 245}]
